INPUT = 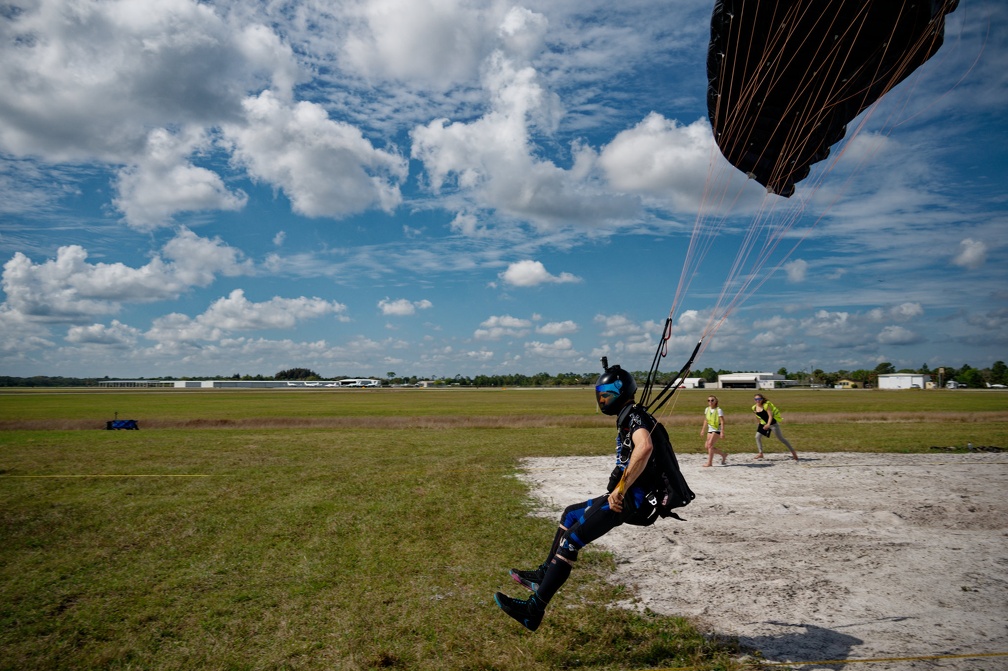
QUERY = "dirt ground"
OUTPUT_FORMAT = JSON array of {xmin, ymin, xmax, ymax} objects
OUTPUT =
[{"xmin": 519, "ymin": 452, "xmax": 1008, "ymax": 670}]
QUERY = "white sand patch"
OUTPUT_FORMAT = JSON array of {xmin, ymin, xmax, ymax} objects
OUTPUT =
[{"xmin": 518, "ymin": 452, "xmax": 1008, "ymax": 670}]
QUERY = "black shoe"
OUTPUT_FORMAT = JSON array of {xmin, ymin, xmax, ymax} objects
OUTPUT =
[
  {"xmin": 494, "ymin": 592, "xmax": 544, "ymax": 631},
  {"xmin": 509, "ymin": 564, "xmax": 546, "ymax": 592}
]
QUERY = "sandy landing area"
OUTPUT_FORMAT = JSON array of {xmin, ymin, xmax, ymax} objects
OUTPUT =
[{"xmin": 519, "ymin": 452, "xmax": 1008, "ymax": 670}]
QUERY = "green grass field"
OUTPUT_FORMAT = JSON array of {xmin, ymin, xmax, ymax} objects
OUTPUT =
[{"xmin": 1, "ymin": 388, "xmax": 1006, "ymax": 670}]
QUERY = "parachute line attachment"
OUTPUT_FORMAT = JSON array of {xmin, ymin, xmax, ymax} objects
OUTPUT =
[{"xmin": 643, "ymin": 337, "xmax": 703, "ymax": 416}]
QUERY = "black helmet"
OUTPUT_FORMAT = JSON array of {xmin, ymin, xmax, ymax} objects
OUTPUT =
[{"xmin": 595, "ymin": 358, "xmax": 637, "ymax": 415}]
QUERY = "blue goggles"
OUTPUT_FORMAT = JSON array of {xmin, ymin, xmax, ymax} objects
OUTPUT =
[{"xmin": 595, "ymin": 380, "xmax": 622, "ymax": 401}]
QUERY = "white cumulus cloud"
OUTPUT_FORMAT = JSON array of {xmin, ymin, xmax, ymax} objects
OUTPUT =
[
  {"xmin": 0, "ymin": 0, "xmax": 297, "ymax": 162},
  {"xmin": 537, "ymin": 320, "xmax": 578, "ymax": 336},
  {"xmin": 891, "ymin": 302, "xmax": 924, "ymax": 320},
  {"xmin": 146, "ymin": 289, "xmax": 347, "ymax": 344},
  {"xmin": 410, "ymin": 51, "xmax": 636, "ymax": 228},
  {"xmin": 952, "ymin": 238, "xmax": 987, "ymax": 269},
  {"xmin": 877, "ymin": 325, "xmax": 921, "ymax": 345},
  {"xmin": 339, "ymin": 0, "xmax": 496, "ymax": 88},
  {"xmin": 113, "ymin": 127, "xmax": 247, "ymax": 230},
  {"xmin": 474, "ymin": 314, "xmax": 531, "ymax": 340},
  {"xmin": 66, "ymin": 320, "xmax": 140, "ymax": 347},
  {"xmin": 0, "ymin": 228, "xmax": 252, "ymax": 322},
  {"xmin": 224, "ymin": 91, "xmax": 408, "ymax": 219},
  {"xmin": 598, "ymin": 114, "xmax": 715, "ymax": 208},
  {"xmin": 499, "ymin": 260, "xmax": 580, "ymax": 287},
  {"xmin": 497, "ymin": 7, "xmax": 549, "ymax": 61},
  {"xmin": 784, "ymin": 259, "xmax": 808, "ymax": 283},
  {"xmin": 378, "ymin": 298, "xmax": 433, "ymax": 316},
  {"xmin": 524, "ymin": 337, "xmax": 575, "ymax": 358}
]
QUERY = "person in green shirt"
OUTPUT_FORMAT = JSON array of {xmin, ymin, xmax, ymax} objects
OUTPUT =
[
  {"xmin": 700, "ymin": 395, "xmax": 728, "ymax": 467},
  {"xmin": 752, "ymin": 394, "xmax": 798, "ymax": 461}
]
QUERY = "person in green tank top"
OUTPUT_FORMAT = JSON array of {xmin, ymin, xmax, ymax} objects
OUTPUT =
[
  {"xmin": 752, "ymin": 393, "xmax": 798, "ymax": 461},
  {"xmin": 700, "ymin": 395, "xmax": 728, "ymax": 466}
]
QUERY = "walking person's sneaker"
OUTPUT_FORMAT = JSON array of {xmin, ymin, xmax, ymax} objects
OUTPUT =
[
  {"xmin": 493, "ymin": 592, "xmax": 544, "ymax": 631},
  {"xmin": 509, "ymin": 564, "xmax": 546, "ymax": 592}
]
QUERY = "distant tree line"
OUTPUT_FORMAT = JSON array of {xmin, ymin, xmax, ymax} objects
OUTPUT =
[
  {"xmin": 0, "ymin": 376, "xmax": 102, "ymax": 387},
  {"xmin": 274, "ymin": 368, "xmax": 321, "ymax": 381},
  {"xmin": 800, "ymin": 361, "xmax": 1008, "ymax": 389},
  {"xmin": 2, "ymin": 360, "xmax": 1005, "ymax": 388}
]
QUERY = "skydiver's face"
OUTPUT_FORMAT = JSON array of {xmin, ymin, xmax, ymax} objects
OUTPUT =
[{"xmin": 595, "ymin": 380, "xmax": 622, "ymax": 411}]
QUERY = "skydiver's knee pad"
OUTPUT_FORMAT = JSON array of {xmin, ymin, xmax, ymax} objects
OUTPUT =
[{"xmin": 556, "ymin": 535, "xmax": 580, "ymax": 563}]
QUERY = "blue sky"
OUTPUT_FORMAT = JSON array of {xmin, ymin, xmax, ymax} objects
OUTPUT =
[{"xmin": 1, "ymin": 0, "xmax": 1005, "ymax": 380}]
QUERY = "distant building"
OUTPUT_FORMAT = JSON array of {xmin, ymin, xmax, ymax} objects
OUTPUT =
[
  {"xmin": 877, "ymin": 373, "xmax": 931, "ymax": 390},
  {"xmin": 96, "ymin": 379, "xmax": 176, "ymax": 388},
  {"xmin": 97, "ymin": 379, "xmax": 380, "ymax": 389},
  {"xmin": 675, "ymin": 377, "xmax": 706, "ymax": 389},
  {"xmin": 334, "ymin": 378, "xmax": 381, "ymax": 387},
  {"xmin": 834, "ymin": 379, "xmax": 859, "ymax": 389},
  {"xmin": 717, "ymin": 372, "xmax": 786, "ymax": 390}
]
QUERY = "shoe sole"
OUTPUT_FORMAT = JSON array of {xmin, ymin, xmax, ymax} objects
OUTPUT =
[{"xmin": 509, "ymin": 570, "xmax": 539, "ymax": 593}]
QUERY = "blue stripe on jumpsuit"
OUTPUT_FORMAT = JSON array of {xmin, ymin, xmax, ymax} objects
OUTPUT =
[{"xmin": 560, "ymin": 486, "xmax": 647, "ymax": 552}]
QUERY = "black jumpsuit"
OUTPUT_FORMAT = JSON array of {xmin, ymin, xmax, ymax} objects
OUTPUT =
[{"xmin": 553, "ymin": 404, "xmax": 661, "ymax": 562}]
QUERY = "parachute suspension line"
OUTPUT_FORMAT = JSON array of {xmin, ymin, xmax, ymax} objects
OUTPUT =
[
  {"xmin": 670, "ymin": 0, "xmax": 905, "ymax": 410},
  {"xmin": 699, "ymin": 1, "xmax": 825, "ymax": 329},
  {"xmin": 710, "ymin": 211, "xmax": 810, "ymax": 336},
  {"xmin": 697, "ymin": 163, "xmax": 798, "ymax": 340},
  {"xmin": 669, "ymin": 10, "xmax": 750, "ymax": 334},
  {"xmin": 844, "ymin": 2, "xmax": 965, "ymax": 143},
  {"xmin": 786, "ymin": 0, "xmax": 966, "ymax": 216},
  {"xmin": 755, "ymin": 3, "xmax": 837, "ymax": 193},
  {"xmin": 645, "ymin": 338, "xmax": 703, "ymax": 417},
  {"xmin": 748, "ymin": 2, "xmax": 887, "ymax": 202},
  {"xmin": 720, "ymin": 18, "xmax": 929, "ymax": 316},
  {"xmin": 669, "ymin": 0, "xmax": 966, "ymax": 405},
  {"xmin": 790, "ymin": 0, "xmax": 958, "ymax": 186},
  {"xmin": 639, "ymin": 316, "xmax": 672, "ymax": 409},
  {"xmin": 889, "ymin": 4, "xmax": 986, "ymax": 132},
  {"xmin": 752, "ymin": 9, "xmax": 900, "ymax": 242},
  {"xmin": 720, "ymin": 1, "xmax": 842, "ymax": 197},
  {"xmin": 659, "ymin": 1, "xmax": 763, "ymax": 378},
  {"xmin": 693, "ymin": 1, "xmax": 878, "ymax": 344},
  {"xmin": 670, "ymin": 0, "xmax": 782, "ymax": 346},
  {"xmin": 700, "ymin": 208, "xmax": 788, "ymax": 344},
  {"xmin": 744, "ymin": 2, "xmax": 944, "ymax": 258},
  {"xmin": 713, "ymin": 1, "xmax": 784, "ymax": 192},
  {"xmin": 768, "ymin": 6, "xmax": 856, "ymax": 193},
  {"xmin": 807, "ymin": 5, "xmax": 983, "ymax": 227}
]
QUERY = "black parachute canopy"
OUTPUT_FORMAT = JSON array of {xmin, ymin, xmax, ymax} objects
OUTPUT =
[{"xmin": 706, "ymin": 0, "xmax": 958, "ymax": 197}]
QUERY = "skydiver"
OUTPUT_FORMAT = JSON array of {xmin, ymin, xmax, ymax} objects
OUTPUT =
[{"xmin": 493, "ymin": 361, "xmax": 667, "ymax": 631}]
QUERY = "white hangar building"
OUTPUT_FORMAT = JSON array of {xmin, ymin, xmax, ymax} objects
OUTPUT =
[
  {"xmin": 877, "ymin": 373, "xmax": 931, "ymax": 390},
  {"xmin": 716, "ymin": 372, "xmax": 786, "ymax": 389}
]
